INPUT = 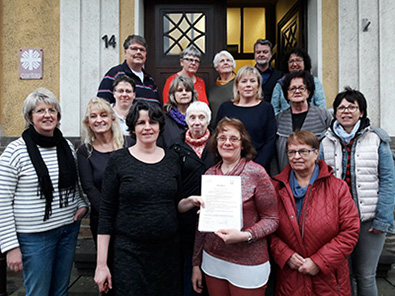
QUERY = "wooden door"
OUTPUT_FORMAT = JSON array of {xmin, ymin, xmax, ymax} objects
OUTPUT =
[
  {"xmin": 144, "ymin": 1, "xmax": 226, "ymax": 100},
  {"xmin": 277, "ymin": 0, "xmax": 306, "ymax": 71}
]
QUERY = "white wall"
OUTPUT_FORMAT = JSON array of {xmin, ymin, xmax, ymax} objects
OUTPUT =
[
  {"xmin": 60, "ymin": 0, "xmax": 120, "ymax": 137},
  {"xmin": 378, "ymin": 0, "xmax": 395, "ymax": 136},
  {"xmin": 135, "ymin": 0, "xmax": 145, "ymax": 36},
  {"xmin": 307, "ymin": 0, "xmax": 322, "ymax": 80},
  {"xmin": 338, "ymin": 0, "xmax": 395, "ymax": 136}
]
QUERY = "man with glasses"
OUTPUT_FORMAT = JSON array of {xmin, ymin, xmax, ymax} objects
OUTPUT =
[
  {"xmin": 254, "ymin": 39, "xmax": 283, "ymax": 103},
  {"xmin": 97, "ymin": 35, "xmax": 160, "ymax": 105}
]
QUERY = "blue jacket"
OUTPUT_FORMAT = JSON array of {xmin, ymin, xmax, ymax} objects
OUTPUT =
[{"xmin": 271, "ymin": 76, "xmax": 327, "ymax": 115}]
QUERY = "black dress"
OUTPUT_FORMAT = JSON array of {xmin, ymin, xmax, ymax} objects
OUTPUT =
[
  {"xmin": 98, "ymin": 148, "xmax": 182, "ymax": 296},
  {"xmin": 77, "ymin": 138, "xmax": 134, "ymax": 242}
]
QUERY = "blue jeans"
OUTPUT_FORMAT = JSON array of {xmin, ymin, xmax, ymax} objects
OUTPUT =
[
  {"xmin": 350, "ymin": 220, "xmax": 386, "ymax": 296},
  {"xmin": 18, "ymin": 221, "xmax": 81, "ymax": 296}
]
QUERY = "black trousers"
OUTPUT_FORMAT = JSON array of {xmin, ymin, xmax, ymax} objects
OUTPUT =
[{"xmin": 0, "ymin": 251, "xmax": 7, "ymax": 296}]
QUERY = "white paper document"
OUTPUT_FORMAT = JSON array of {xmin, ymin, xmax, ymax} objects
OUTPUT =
[{"xmin": 198, "ymin": 175, "xmax": 243, "ymax": 232}]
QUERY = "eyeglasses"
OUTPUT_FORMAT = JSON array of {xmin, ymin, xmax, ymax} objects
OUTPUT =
[
  {"xmin": 287, "ymin": 148, "xmax": 316, "ymax": 158},
  {"xmin": 217, "ymin": 136, "xmax": 241, "ymax": 144},
  {"xmin": 337, "ymin": 105, "xmax": 359, "ymax": 113},
  {"xmin": 115, "ymin": 89, "xmax": 134, "ymax": 94},
  {"xmin": 33, "ymin": 108, "xmax": 58, "ymax": 115},
  {"xmin": 288, "ymin": 59, "xmax": 304, "ymax": 64},
  {"xmin": 288, "ymin": 86, "xmax": 307, "ymax": 93},
  {"xmin": 255, "ymin": 50, "xmax": 270, "ymax": 55},
  {"xmin": 183, "ymin": 57, "xmax": 200, "ymax": 64},
  {"xmin": 129, "ymin": 46, "xmax": 146, "ymax": 53}
]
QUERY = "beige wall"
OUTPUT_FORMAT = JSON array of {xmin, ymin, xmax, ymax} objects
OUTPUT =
[
  {"xmin": 0, "ymin": 0, "xmax": 60, "ymax": 136},
  {"xmin": 120, "ymin": 0, "xmax": 135, "ymax": 61},
  {"xmin": 321, "ymin": 0, "xmax": 338, "ymax": 105}
]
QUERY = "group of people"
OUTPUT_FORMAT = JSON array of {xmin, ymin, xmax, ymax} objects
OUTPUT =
[{"xmin": 0, "ymin": 33, "xmax": 393, "ymax": 296}]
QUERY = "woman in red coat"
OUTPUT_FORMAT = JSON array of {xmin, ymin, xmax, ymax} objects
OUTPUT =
[{"xmin": 270, "ymin": 130, "xmax": 360, "ymax": 296}]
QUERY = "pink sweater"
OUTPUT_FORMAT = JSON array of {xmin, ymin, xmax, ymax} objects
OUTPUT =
[{"xmin": 192, "ymin": 159, "xmax": 279, "ymax": 266}]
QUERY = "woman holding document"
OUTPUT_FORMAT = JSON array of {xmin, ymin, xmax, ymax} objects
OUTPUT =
[{"xmin": 190, "ymin": 117, "xmax": 279, "ymax": 296}]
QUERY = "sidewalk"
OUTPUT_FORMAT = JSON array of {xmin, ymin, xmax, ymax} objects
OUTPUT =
[{"xmin": 6, "ymin": 236, "xmax": 395, "ymax": 295}]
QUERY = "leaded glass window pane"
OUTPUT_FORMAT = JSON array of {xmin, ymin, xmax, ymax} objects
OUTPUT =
[{"xmin": 163, "ymin": 12, "xmax": 206, "ymax": 55}]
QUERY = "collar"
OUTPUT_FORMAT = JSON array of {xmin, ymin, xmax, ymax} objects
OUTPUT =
[
  {"xmin": 274, "ymin": 159, "xmax": 333, "ymax": 186},
  {"xmin": 216, "ymin": 72, "xmax": 236, "ymax": 86},
  {"xmin": 255, "ymin": 65, "xmax": 273, "ymax": 75}
]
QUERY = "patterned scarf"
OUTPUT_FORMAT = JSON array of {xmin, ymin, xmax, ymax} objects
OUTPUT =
[{"xmin": 185, "ymin": 129, "xmax": 210, "ymax": 158}]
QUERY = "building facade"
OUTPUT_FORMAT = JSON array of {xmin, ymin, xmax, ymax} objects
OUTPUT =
[{"xmin": 0, "ymin": 0, "xmax": 394, "ymax": 138}]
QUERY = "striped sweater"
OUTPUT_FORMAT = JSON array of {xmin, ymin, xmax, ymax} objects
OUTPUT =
[
  {"xmin": 273, "ymin": 105, "xmax": 332, "ymax": 175},
  {"xmin": 0, "ymin": 137, "xmax": 87, "ymax": 253}
]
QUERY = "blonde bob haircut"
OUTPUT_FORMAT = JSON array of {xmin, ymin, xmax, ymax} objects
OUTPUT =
[
  {"xmin": 81, "ymin": 97, "xmax": 124, "ymax": 151},
  {"xmin": 232, "ymin": 66, "xmax": 263, "ymax": 104}
]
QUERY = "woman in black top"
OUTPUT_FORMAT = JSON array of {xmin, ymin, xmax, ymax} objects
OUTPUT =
[
  {"xmin": 77, "ymin": 97, "xmax": 132, "ymax": 244},
  {"xmin": 171, "ymin": 101, "xmax": 215, "ymax": 296},
  {"xmin": 216, "ymin": 66, "xmax": 277, "ymax": 172},
  {"xmin": 95, "ymin": 101, "xmax": 207, "ymax": 295}
]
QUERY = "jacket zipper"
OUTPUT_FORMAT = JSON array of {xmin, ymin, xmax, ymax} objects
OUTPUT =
[{"xmin": 301, "ymin": 185, "xmax": 313, "ymax": 241}]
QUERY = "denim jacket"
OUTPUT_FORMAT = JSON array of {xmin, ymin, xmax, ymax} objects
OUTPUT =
[
  {"xmin": 320, "ymin": 125, "xmax": 395, "ymax": 233},
  {"xmin": 271, "ymin": 76, "xmax": 327, "ymax": 115}
]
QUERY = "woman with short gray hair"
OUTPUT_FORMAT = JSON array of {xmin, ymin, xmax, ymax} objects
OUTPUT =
[
  {"xmin": 209, "ymin": 50, "xmax": 236, "ymax": 125},
  {"xmin": 0, "ymin": 87, "xmax": 88, "ymax": 295},
  {"xmin": 163, "ymin": 45, "xmax": 209, "ymax": 105},
  {"xmin": 171, "ymin": 101, "xmax": 215, "ymax": 296}
]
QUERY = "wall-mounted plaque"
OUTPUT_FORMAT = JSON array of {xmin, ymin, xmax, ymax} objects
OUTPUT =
[{"xmin": 19, "ymin": 48, "xmax": 43, "ymax": 80}]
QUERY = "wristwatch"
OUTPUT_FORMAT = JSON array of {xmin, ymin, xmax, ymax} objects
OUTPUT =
[{"xmin": 246, "ymin": 231, "xmax": 253, "ymax": 244}]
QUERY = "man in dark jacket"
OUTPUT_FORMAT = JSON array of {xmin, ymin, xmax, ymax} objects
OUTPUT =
[
  {"xmin": 97, "ymin": 35, "xmax": 160, "ymax": 104},
  {"xmin": 254, "ymin": 39, "xmax": 283, "ymax": 103}
]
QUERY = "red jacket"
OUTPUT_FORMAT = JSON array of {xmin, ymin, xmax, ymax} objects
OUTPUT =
[{"xmin": 270, "ymin": 160, "xmax": 360, "ymax": 296}]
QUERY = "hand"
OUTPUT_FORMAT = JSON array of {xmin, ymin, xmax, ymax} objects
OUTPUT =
[
  {"xmin": 215, "ymin": 229, "xmax": 250, "ymax": 244},
  {"xmin": 7, "ymin": 247, "xmax": 23, "ymax": 272},
  {"xmin": 178, "ymin": 195, "xmax": 205, "ymax": 213},
  {"xmin": 73, "ymin": 207, "xmax": 88, "ymax": 221},
  {"xmin": 369, "ymin": 228, "xmax": 384, "ymax": 234},
  {"xmin": 94, "ymin": 264, "xmax": 112, "ymax": 292},
  {"xmin": 287, "ymin": 252, "xmax": 305, "ymax": 270},
  {"xmin": 188, "ymin": 195, "xmax": 205, "ymax": 208},
  {"xmin": 298, "ymin": 258, "xmax": 320, "ymax": 276},
  {"xmin": 192, "ymin": 266, "xmax": 203, "ymax": 294}
]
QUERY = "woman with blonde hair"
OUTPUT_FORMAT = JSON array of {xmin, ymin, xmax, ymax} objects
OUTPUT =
[
  {"xmin": 77, "ymin": 97, "xmax": 133, "ymax": 244},
  {"xmin": 215, "ymin": 66, "xmax": 277, "ymax": 172}
]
